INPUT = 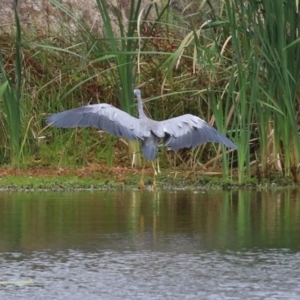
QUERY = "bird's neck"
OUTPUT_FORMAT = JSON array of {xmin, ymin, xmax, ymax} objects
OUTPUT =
[{"xmin": 138, "ymin": 99, "xmax": 147, "ymax": 119}]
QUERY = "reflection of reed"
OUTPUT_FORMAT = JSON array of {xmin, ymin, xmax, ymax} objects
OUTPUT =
[{"xmin": 0, "ymin": 189, "xmax": 299, "ymax": 252}]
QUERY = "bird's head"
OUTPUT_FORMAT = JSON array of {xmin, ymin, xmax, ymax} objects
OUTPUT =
[{"xmin": 133, "ymin": 89, "xmax": 141, "ymax": 100}]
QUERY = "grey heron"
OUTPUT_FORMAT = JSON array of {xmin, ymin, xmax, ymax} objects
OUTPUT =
[{"xmin": 46, "ymin": 89, "xmax": 238, "ymax": 189}]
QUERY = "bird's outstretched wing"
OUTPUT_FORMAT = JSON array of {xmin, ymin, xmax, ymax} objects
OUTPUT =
[
  {"xmin": 160, "ymin": 114, "xmax": 238, "ymax": 150},
  {"xmin": 45, "ymin": 104, "xmax": 148, "ymax": 140}
]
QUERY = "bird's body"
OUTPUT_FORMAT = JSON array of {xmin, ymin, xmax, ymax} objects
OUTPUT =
[{"xmin": 46, "ymin": 89, "xmax": 238, "ymax": 161}]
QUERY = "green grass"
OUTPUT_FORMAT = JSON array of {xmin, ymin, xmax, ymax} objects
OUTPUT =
[
  {"xmin": 0, "ymin": 168, "xmax": 296, "ymax": 191},
  {"xmin": 0, "ymin": 175, "xmax": 122, "ymax": 191}
]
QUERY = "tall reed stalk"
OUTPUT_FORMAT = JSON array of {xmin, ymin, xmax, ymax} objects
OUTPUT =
[
  {"xmin": 164, "ymin": 0, "xmax": 300, "ymax": 182},
  {"xmin": 0, "ymin": 0, "xmax": 22, "ymax": 166},
  {"xmin": 161, "ymin": 4, "xmax": 239, "ymax": 180},
  {"xmin": 224, "ymin": 0, "xmax": 300, "ymax": 181}
]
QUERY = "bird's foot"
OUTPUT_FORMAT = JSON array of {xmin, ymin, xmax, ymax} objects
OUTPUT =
[{"xmin": 139, "ymin": 179, "xmax": 145, "ymax": 191}]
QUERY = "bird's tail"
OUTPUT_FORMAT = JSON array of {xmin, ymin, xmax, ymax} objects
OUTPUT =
[{"xmin": 141, "ymin": 135, "xmax": 158, "ymax": 161}]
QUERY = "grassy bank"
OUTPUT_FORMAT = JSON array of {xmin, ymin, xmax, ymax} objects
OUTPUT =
[
  {"xmin": 0, "ymin": 0, "xmax": 300, "ymax": 187},
  {"xmin": 0, "ymin": 164, "xmax": 297, "ymax": 192}
]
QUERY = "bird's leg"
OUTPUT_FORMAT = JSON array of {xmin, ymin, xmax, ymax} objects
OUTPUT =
[
  {"xmin": 151, "ymin": 159, "xmax": 160, "ymax": 176},
  {"xmin": 151, "ymin": 161, "xmax": 157, "ymax": 192},
  {"xmin": 140, "ymin": 163, "xmax": 145, "ymax": 191},
  {"xmin": 156, "ymin": 158, "xmax": 161, "ymax": 174}
]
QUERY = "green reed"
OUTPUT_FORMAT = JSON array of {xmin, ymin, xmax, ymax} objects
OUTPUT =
[
  {"xmin": 0, "ymin": 0, "xmax": 22, "ymax": 166},
  {"xmin": 224, "ymin": 0, "xmax": 300, "ymax": 181}
]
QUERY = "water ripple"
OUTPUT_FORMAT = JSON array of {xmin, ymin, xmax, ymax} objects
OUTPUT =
[{"xmin": 0, "ymin": 249, "xmax": 299, "ymax": 299}]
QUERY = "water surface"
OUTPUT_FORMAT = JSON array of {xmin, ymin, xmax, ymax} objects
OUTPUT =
[{"xmin": 0, "ymin": 189, "xmax": 300, "ymax": 299}]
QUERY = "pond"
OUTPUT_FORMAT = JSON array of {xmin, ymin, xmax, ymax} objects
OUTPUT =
[{"xmin": 0, "ymin": 189, "xmax": 300, "ymax": 299}]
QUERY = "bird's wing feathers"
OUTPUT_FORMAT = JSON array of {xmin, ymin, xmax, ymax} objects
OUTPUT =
[
  {"xmin": 45, "ymin": 104, "xmax": 149, "ymax": 140},
  {"xmin": 160, "ymin": 114, "xmax": 238, "ymax": 150}
]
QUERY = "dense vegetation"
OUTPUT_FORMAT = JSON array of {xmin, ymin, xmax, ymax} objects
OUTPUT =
[{"xmin": 0, "ymin": 0, "xmax": 300, "ymax": 185}]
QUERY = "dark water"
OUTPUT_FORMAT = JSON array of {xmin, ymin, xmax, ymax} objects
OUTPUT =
[{"xmin": 0, "ymin": 189, "xmax": 300, "ymax": 299}]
